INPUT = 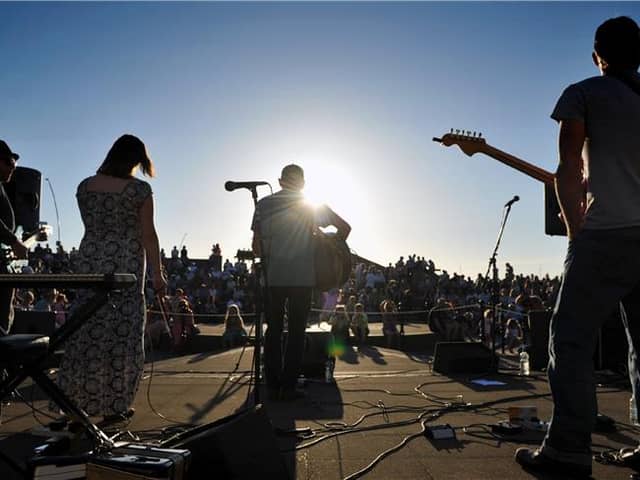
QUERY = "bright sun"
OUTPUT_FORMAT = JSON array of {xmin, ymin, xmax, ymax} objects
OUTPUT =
[{"xmin": 301, "ymin": 160, "xmax": 367, "ymax": 227}]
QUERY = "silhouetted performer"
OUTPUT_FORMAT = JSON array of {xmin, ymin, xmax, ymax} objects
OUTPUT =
[
  {"xmin": 0, "ymin": 140, "xmax": 28, "ymax": 335},
  {"xmin": 252, "ymin": 164, "xmax": 350, "ymax": 401},
  {"xmin": 516, "ymin": 17, "xmax": 640, "ymax": 478}
]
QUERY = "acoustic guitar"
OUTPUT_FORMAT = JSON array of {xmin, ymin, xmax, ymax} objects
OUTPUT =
[{"xmin": 433, "ymin": 130, "xmax": 566, "ymax": 236}]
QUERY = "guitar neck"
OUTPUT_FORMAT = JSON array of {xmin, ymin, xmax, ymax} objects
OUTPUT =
[{"xmin": 482, "ymin": 145, "xmax": 554, "ymax": 185}]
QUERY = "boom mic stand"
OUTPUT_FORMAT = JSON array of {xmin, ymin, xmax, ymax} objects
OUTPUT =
[
  {"xmin": 484, "ymin": 197, "xmax": 518, "ymax": 372},
  {"xmin": 226, "ymin": 182, "xmax": 271, "ymax": 406}
]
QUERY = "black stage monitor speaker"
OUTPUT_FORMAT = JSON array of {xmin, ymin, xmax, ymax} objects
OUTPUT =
[
  {"xmin": 433, "ymin": 341, "xmax": 494, "ymax": 374},
  {"xmin": 527, "ymin": 309, "xmax": 551, "ymax": 371},
  {"xmin": 283, "ymin": 329, "xmax": 333, "ymax": 378},
  {"xmin": 10, "ymin": 310, "xmax": 56, "ymax": 336},
  {"xmin": 5, "ymin": 166, "xmax": 42, "ymax": 233},
  {"xmin": 302, "ymin": 330, "xmax": 332, "ymax": 377},
  {"xmin": 161, "ymin": 404, "xmax": 290, "ymax": 480}
]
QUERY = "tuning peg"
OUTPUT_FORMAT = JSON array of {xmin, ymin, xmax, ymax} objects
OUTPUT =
[
  {"xmin": 455, "ymin": 129, "xmax": 460, "ymax": 135},
  {"xmin": 472, "ymin": 131, "xmax": 477, "ymax": 137},
  {"xmin": 450, "ymin": 128, "xmax": 454, "ymax": 133},
  {"xmin": 478, "ymin": 132, "xmax": 483, "ymax": 138}
]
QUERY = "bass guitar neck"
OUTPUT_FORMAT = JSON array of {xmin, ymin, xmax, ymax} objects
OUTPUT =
[{"xmin": 434, "ymin": 130, "xmax": 566, "ymax": 236}]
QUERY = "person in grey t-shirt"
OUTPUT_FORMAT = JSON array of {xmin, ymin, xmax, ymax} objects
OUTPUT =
[
  {"xmin": 252, "ymin": 164, "xmax": 351, "ymax": 401},
  {"xmin": 516, "ymin": 17, "xmax": 640, "ymax": 477}
]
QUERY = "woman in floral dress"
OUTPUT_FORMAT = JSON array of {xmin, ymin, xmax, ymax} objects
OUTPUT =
[{"xmin": 56, "ymin": 134, "xmax": 166, "ymax": 421}]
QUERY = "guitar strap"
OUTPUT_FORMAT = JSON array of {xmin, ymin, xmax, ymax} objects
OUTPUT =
[{"xmin": 607, "ymin": 70, "xmax": 640, "ymax": 96}]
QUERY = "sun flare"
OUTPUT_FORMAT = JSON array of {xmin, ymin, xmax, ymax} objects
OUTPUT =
[{"xmin": 301, "ymin": 160, "xmax": 366, "ymax": 224}]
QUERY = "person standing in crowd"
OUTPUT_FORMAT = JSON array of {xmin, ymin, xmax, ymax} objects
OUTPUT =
[
  {"xmin": 516, "ymin": 17, "xmax": 640, "ymax": 477},
  {"xmin": 252, "ymin": 164, "xmax": 351, "ymax": 401},
  {"xmin": 55, "ymin": 134, "xmax": 166, "ymax": 422},
  {"xmin": 381, "ymin": 299, "xmax": 400, "ymax": 347},
  {"xmin": 0, "ymin": 140, "xmax": 28, "ymax": 335}
]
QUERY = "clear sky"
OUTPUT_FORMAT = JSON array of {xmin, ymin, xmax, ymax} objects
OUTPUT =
[{"xmin": 2, "ymin": 2, "xmax": 638, "ymax": 278}]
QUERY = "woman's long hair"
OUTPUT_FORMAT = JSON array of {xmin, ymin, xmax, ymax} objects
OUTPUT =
[
  {"xmin": 224, "ymin": 304, "xmax": 244, "ymax": 329},
  {"xmin": 97, "ymin": 134, "xmax": 155, "ymax": 178}
]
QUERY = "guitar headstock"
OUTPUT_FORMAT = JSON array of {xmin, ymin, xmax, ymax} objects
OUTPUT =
[{"xmin": 433, "ymin": 129, "xmax": 487, "ymax": 156}]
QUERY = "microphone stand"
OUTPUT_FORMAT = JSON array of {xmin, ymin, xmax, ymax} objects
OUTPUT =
[
  {"xmin": 248, "ymin": 186, "xmax": 266, "ymax": 406},
  {"xmin": 226, "ymin": 184, "xmax": 268, "ymax": 406},
  {"xmin": 484, "ymin": 201, "xmax": 516, "ymax": 372}
]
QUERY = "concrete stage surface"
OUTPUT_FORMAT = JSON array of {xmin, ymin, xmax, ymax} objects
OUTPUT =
[{"xmin": 1, "ymin": 337, "xmax": 639, "ymax": 479}]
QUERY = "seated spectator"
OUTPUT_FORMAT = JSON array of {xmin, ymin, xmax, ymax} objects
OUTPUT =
[
  {"xmin": 222, "ymin": 304, "xmax": 247, "ymax": 348},
  {"xmin": 53, "ymin": 293, "xmax": 68, "ymax": 328},
  {"xmin": 16, "ymin": 290, "xmax": 35, "ymax": 311},
  {"xmin": 350, "ymin": 303, "xmax": 369, "ymax": 345},
  {"xmin": 345, "ymin": 295, "xmax": 357, "ymax": 316},
  {"xmin": 330, "ymin": 304, "xmax": 350, "ymax": 342},
  {"xmin": 504, "ymin": 317, "xmax": 523, "ymax": 353},
  {"xmin": 34, "ymin": 289, "xmax": 56, "ymax": 312},
  {"xmin": 145, "ymin": 299, "xmax": 172, "ymax": 352},
  {"xmin": 171, "ymin": 298, "xmax": 198, "ymax": 352},
  {"xmin": 381, "ymin": 299, "xmax": 400, "ymax": 348},
  {"xmin": 482, "ymin": 308, "xmax": 494, "ymax": 346}
]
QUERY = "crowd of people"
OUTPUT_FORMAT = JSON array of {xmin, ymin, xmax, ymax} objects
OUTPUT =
[{"xmin": 11, "ymin": 239, "xmax": 561, "ymax": 354}]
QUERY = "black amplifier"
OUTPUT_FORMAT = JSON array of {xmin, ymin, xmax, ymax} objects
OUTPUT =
[{"xmin": 88, "ymin": 444, "xmax": 191, "ymax": 480}]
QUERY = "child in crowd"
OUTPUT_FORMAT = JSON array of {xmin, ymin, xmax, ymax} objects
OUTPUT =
[
  {"xmin": 52, "ymin": 293, "xmax": 68, "ymax": 328},
  {"xmin": 381, "ymin": 299, "xmax": 400, "ymax": 348},
  {"xmin": 504, "ymin": 317, "xmax": 523, "ymax": 353},
  {"xmin": 330, "ymin": 304, "xmax": 351, "ymax": 342},
  {"xmin": 350, "ymin": 303, "xmax": 369, "ymax": 345},
  {"xmin": 222, "ymin": 304, "xmax": 247, "ymax": 348},
  {"xmin": 171, "ymin": 298, "xmax": 198, "ymax": 351}
]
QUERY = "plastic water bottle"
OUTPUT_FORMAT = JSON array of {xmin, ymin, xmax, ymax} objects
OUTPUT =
[
  {"xmin": 519, "ymin": 350, "xmax": 530, "ymax": 376},
  {"xmin": 630, "ymin": 396, "xmax": 640, "ymax": 426}
]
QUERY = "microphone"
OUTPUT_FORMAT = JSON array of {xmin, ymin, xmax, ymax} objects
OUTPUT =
[
  {"xmin": 224, "ymin": 181, "xmax": 268, "ymax": 192},
  {"xmin": 504, "ymin": 195, "xmax": 520, "ymax": 207}
]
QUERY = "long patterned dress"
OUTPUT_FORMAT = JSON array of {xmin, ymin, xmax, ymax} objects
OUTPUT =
[{"xmin": 56, "ymin": 177, "xmax": 150, "ymax": 417}]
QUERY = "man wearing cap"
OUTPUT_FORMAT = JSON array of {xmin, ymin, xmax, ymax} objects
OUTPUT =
[
  {"xmin": 252, "ymin": 164, "xmax": 351, "ymax": 401},
  {"xmin": 515, "ymin": 17, "xmax": 640, "ymax": 477},
  {"xmin": 0, "ymin": 140, "xmax": 28, "ymax": 335}
]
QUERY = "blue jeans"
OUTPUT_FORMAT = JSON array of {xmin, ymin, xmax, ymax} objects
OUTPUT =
[{"xmin": 543, "ymin": 227, "xmax": 640, "ymax": 460}]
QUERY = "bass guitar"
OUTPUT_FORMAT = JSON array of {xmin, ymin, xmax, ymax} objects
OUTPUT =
[{"xmin": 433, "ymin": 130, "xmax": 566, "ymax": 236}]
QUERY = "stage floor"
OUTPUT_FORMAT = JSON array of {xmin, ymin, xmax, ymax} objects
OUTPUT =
[{"xmin": 1, "ymin": 344, "xmax": 639, "ymax": 479}]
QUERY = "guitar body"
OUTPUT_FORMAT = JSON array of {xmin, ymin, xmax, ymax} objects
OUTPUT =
[
  {"xmin": 434, "ymin": 131, "xmax": 567, "ymax": 236},
  {"xmin": 314, "ymin": 232, "xmax": 352, "ymax": 291}
]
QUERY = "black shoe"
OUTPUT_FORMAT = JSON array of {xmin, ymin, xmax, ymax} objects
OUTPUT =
[
  {"xmin": 101, "ymin": 407, "xmax": 135, "ymax": 425},
  {"xmin": 594, "ymin": 413, "xmax": 617, "ymax": 433},
  {"xmin": 515, "ymin": 447, "xmax": 592, "ymax": 478}
]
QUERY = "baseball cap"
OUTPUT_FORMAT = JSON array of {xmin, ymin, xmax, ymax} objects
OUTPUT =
[{"xmin": 0, "ymin": 140, "xmax": 19, "ymax": 161}]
